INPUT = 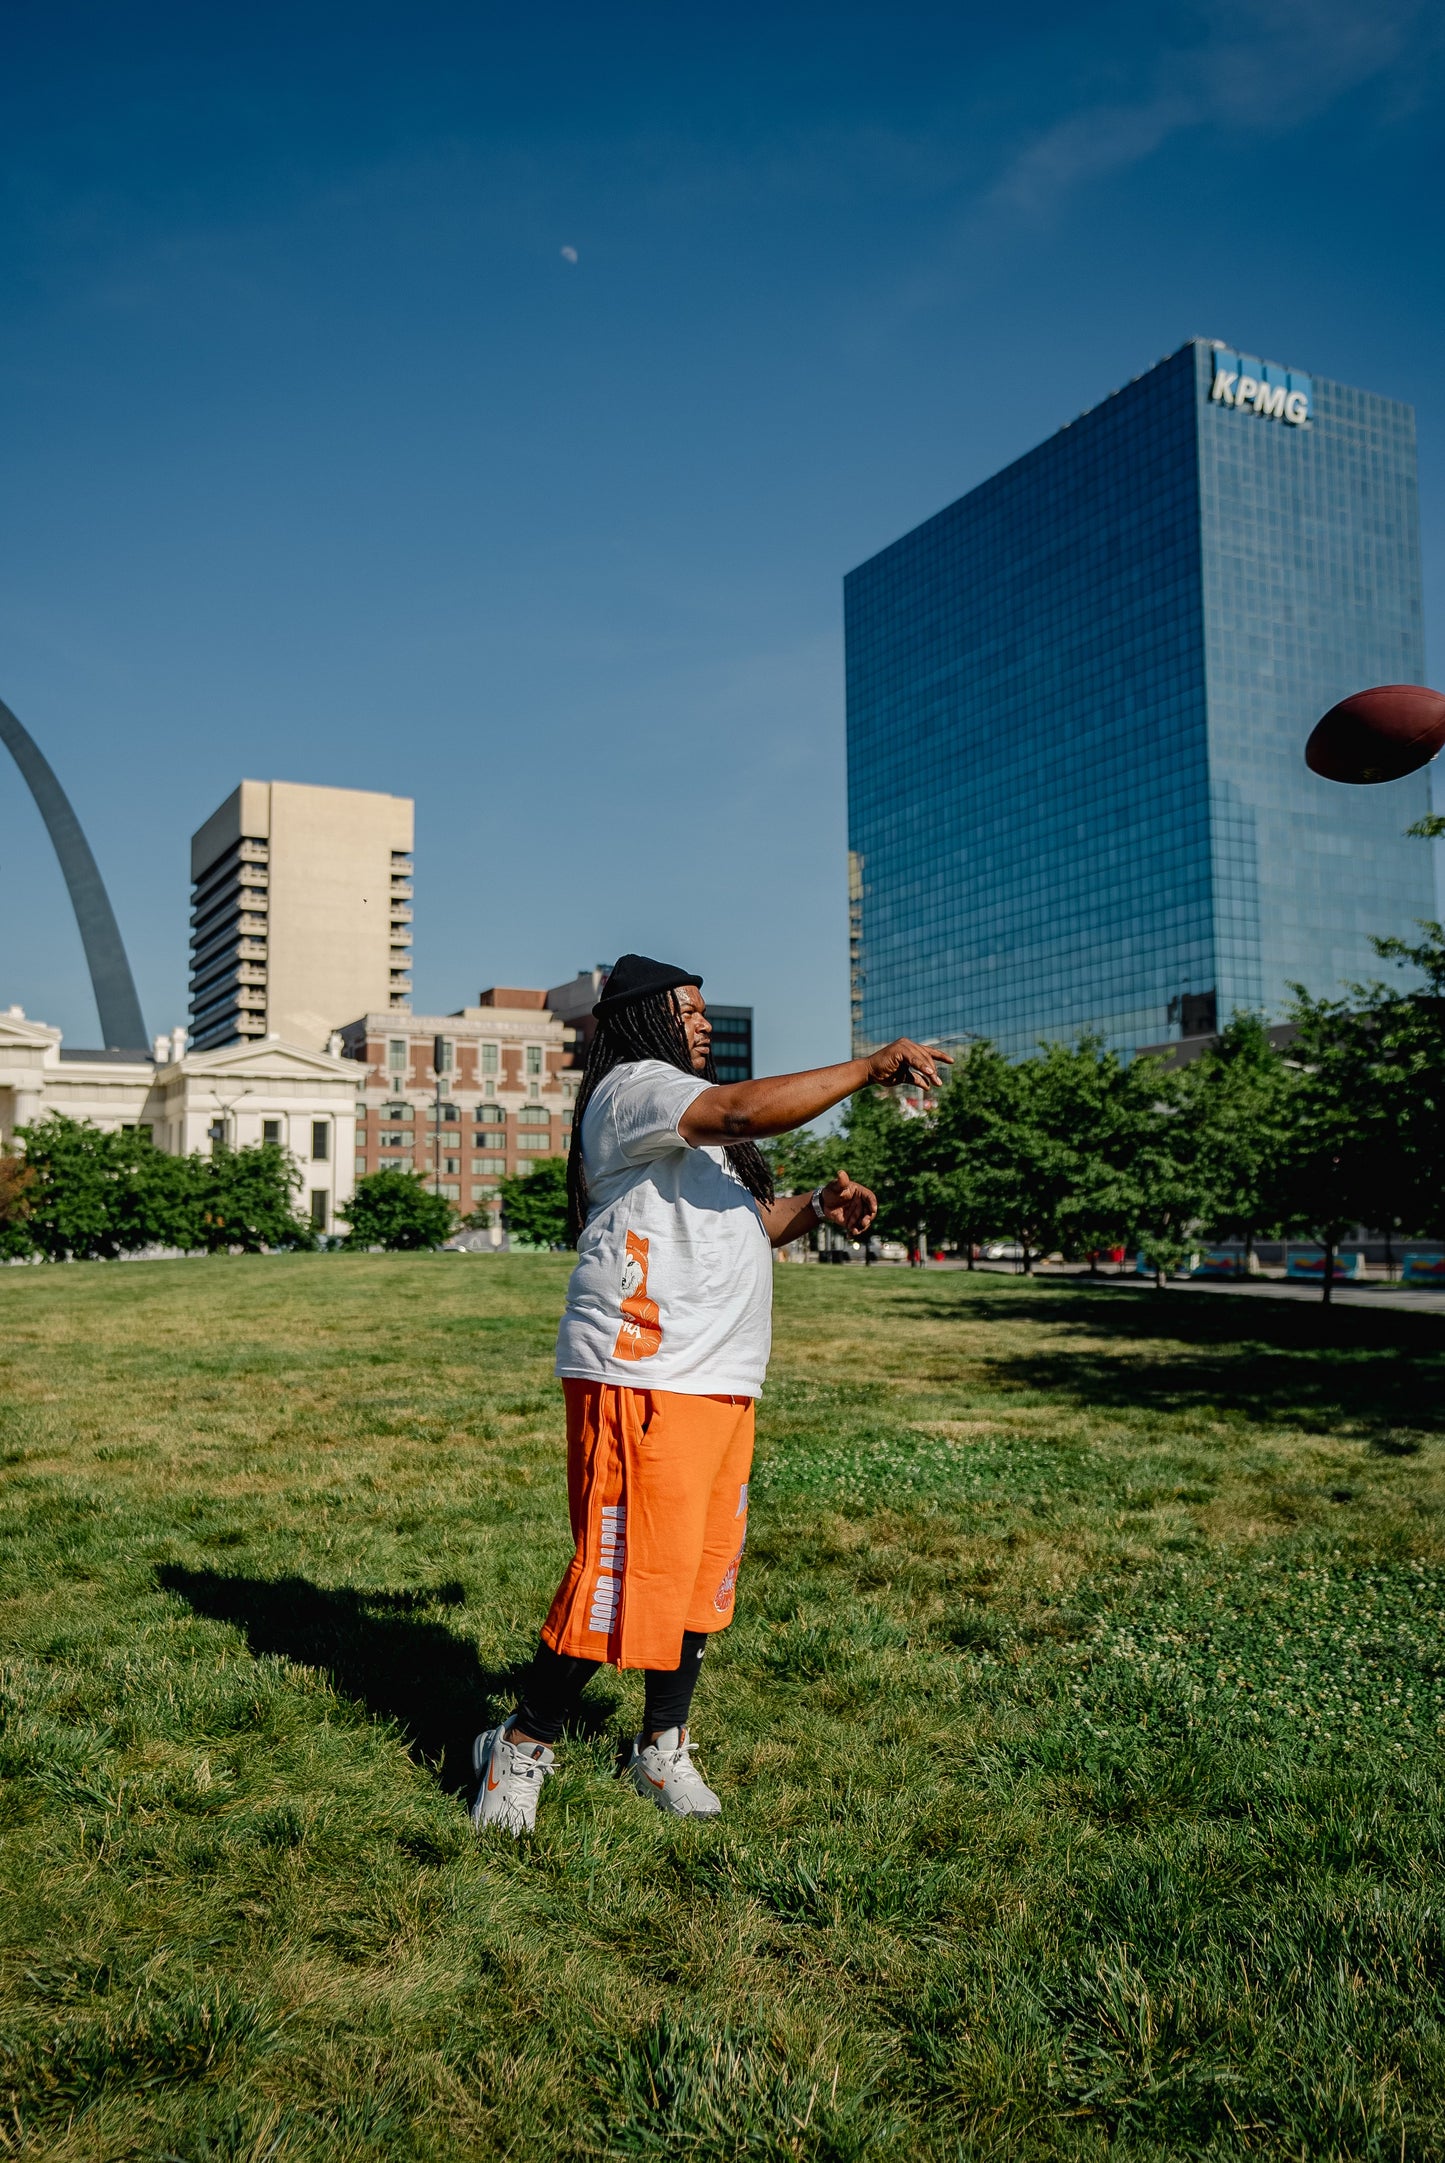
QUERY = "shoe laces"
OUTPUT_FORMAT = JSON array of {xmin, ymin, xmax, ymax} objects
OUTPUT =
[
  {"xmin": 649, "ymin": 1728, "xmax": 704, "ymax": 1778},
  {"xmin": 504, "ymin": 1734, "xmax": 553, "ymax": 1784}
]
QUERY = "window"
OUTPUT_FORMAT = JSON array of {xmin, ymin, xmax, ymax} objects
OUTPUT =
[
  {"xmin": 476, "ymin": 1105, "xmax": 505, "ymax": 1125},
  {"xmin": 434, "ymin": 1037, "xmax": 454, "ymax": 1073},
  {"xmin": 516, "ymin": 1133, "xmax": 552, "ymax": 1153},
  {"xmin": 381, "ymin": 1131, "xmax": 414, "ymax": 1149},
  {"xmin": 208, "ymin": 1119, "xmax": 227, "ymax": 1152},
  {"xmin": 433, "ymin": 1181, "xmax": 460, "ymax": 1200},
  {"xmin": 262, "ymin": 1118, "xmax": 282, "ymax": 1145},
  {"xmin": 472, "ymin": 1154, "xmax": 506, "ymax": 1172},
  {"xmin": 310, "ymin": 1191, "xmax": 329, "ymax": 1230},
  {"xmin": 428, "ymin": 1103, "xmax": 461, "ymax": 1125},
  {"xmin": 381, "ymin": 1100, "xmax": 413, "ymax": 1120},
  {"xmin": 388, "ymin": 1039, "xmax": 408, "ymax": 1073},
  {"xmin": 442, "ymin": 1156, "xmax": 460, "ymax": 1175},
  {"xmin": 525, "ymin": 1045, "xmax": 542, "ymax": 1076},
  {"xmin": 311, "ymin": 1122, "xmax": 330, "ymax": 1162},
  {"xmin": 518, "ymin": 1106, "xmax": 549, "ymax": 1125},
  {"xmin": 481, "ymin": 1042, "xmax": 498, "ymax": 1075},
  {"xmin": 528, "ymin": 1081, "xmax": 540, "ymax": 1100},
  {"xmin": 484, "ymin": 1080, "xmax": 495, "ymax": 1099}
]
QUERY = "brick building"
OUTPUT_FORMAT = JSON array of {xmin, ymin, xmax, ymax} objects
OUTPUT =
[{"xmin": 341, "ymin": 989, "xmax": 576, "ymax": 1213}]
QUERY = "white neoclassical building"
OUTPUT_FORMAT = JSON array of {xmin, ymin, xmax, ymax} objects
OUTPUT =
[{"xmin": 0, "ymin": 1008, "xmax": 362, "ymax": 1234}]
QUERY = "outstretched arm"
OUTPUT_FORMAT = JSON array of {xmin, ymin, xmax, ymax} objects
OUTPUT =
[
  {"xmin": 678, "ymin": 1038, "xmax": 950, "ymax": 1149},
  {"xmin": 758, "ymin": 1169, "xmax": 877, "ymax": 1248}
]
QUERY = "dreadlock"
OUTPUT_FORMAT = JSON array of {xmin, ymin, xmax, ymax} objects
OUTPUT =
[{"xmin": 566, "ymin": 989, "xmax": 774, "ymax": 1244}]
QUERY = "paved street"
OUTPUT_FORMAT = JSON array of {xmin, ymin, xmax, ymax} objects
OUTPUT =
[{"xmin": 964, "ymin": 1261, "xmax": 1445, "ymax": 1317}]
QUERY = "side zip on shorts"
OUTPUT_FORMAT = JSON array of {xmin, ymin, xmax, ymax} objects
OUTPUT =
[{"xmin": 541, "ymin": 1379, "xmax": 754, "ymax": 1671}]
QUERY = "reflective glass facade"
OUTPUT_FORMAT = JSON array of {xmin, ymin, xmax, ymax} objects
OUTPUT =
[{"xmin": 845, "ymin": 340, "xmax": 1430, "ymax": 1058}]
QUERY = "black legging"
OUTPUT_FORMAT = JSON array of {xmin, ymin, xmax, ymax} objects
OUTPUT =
[{"xmin": 513, "ymin": 1632, "xmax": 708, "ymax": 1745}]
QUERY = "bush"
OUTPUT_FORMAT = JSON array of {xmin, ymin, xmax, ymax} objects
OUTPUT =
[
  {"xmin": 341, "ymin": 1169, "xmax": 455, "ymax": 1251},
  {"xmin": 499, "ymin": 1157, "xmax": 568, "ymax": 1249}
]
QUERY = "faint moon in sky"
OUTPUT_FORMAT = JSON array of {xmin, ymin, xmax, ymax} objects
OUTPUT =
[{"xmin": 560, "ymin": 245, "xmax": 579, "ymax": 264}]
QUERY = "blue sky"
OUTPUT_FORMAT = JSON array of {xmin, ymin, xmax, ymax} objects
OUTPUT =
[{"xmin": 2, "ymin": 0, "xmax": 1441, "ymax": 1069}]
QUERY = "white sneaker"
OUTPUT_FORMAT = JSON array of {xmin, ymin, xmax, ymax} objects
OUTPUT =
[
  {"xmin": 470, "ymin": 1722, "xmax": 553, "ymax": 1836},
  {"xmin": 626, "ymin": 1727, "xmax": 722, "ymax": 1818}
]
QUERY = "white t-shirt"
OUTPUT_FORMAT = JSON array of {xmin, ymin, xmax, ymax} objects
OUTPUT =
[{"xmin": 554, "ymin": 1059, "xmax": 773, "ymax": 1397}]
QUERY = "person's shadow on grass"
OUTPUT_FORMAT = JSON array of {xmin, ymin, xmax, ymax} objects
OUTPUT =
[{"xmin": 156, "ymin": 1567, "xmax": 615, "ymax": 1797}]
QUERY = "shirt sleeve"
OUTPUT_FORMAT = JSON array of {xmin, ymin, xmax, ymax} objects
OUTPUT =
[{"xmin": 608, "ymin": 1062, "xmax": 710, "ymax": 1164}]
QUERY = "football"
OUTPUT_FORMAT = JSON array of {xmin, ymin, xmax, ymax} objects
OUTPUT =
[{"xmin": 1305, "ymin": 684, "xmax": 1445, "ymax": 784}]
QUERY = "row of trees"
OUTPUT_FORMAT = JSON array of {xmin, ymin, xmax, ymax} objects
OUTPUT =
[
  {"xmin": 0, "ymin": 1125, "xmax": 569, "ymax": 1261},
  {"xmin": 342, "ymin": 1162, "xmax": 571, "ymax": 1250},
  {"xmin": 768, "ymin": 923, "xmax": 1445, "ymax": 1301},
  {"xmin": 9, "ymin": 901, "xmax": 1443, "ymax": 1286},
  {"xmin": 0, "ymin": 1120, "xmax": 320, "ymax": 1260}
]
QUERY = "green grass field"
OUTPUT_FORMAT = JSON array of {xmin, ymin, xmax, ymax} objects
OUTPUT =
[{"xmin": 4, "ymin": 1255, "xmax": 1445, "ymax": 2160}]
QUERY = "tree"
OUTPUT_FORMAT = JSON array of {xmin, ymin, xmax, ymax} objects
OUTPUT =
[
  {"xmin": 762, "ymin": 1095, "xmax": 932, "ymax": 1250},
  {"xmin": 925, "ymin": 1043, "xmax": 1018, "ymax": 1265},
  {"xmin": 0, "ymin": 1152, "xmax": 36, "ymax": 1259},
  {"xmin": 15, "ymin": 1116, "xmax": 165, "ymax": 1261},
  {"xmin": 200, "ymin": 1142, "xmax": 316, "ymax": 1252},
  {"xmin": 976, "ymin": 1039, "xmax": 1153, "ymax": 1272},
  {"xmin": 1359, "ymin": 912, "xmax": 1445, "ymax": 1248},
  {"xmin": 761, "ymin": 1125, "xmax": 839, "ymax": 1200},
  {"xmin": 1272, "ymin": 992, "xmax": 1384, "ymax": 1305},
  {"xmin": 499, "ymin": 1157, "xmax": 569, "ymax": 1249},
  {"xmin": 13, "ymin": 1118, "xmax": 315, "ymax": 1260},
  {"xmin": 831, "ymin": 1088, "xmax": 930, "ymax": 1244},
  {"xmin": 341, "ymin": 1168, "xmax": 455, "ymax": 1250},
  {"xmin": 1124, "ymin": 1062, "xmax": 1200, "ymax": 1288},
  {"xmin": 1189, "ymin": 1014, "xmax": 1292, "ymax": 1258}
]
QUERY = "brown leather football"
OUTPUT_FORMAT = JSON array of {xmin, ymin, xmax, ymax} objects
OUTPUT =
[{"xmin": 1305, "ymin": 684, "xmax": 1445, "ymax": 784}]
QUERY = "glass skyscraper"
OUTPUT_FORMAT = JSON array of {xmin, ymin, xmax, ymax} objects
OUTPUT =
[{"xmin": 845, "ymin": 339, "xmax": 1430, "ymax": 1059}]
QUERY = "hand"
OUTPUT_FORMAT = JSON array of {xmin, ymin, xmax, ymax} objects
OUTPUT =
[
  {"xmin": 820, "ymin": 1168, "xmax": 877, "ymax": 1236},
  {"xmin": 864, "ymin": 1038, "xmax": 952, "ymax": 1090}
]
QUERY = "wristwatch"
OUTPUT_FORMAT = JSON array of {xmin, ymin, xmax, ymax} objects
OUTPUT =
[{"xmin": 809, "ymin": 1185, "xmax": 828, "ymax": 1223}]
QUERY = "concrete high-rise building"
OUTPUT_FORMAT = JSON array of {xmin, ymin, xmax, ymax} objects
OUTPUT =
[
  {"xmin": 190, "ymin": 781, "xmax": 414, "ymax": 1052},
  {"xmin": 846, "ymin": 338, "xmax": 1430, "ymax": 1059}
]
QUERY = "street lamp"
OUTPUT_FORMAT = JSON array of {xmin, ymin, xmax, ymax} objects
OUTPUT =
[
  {"xmin": 430, "ymin": 1034, "xmax": 449, "ymax": 1189},
  {"xmin": 208, "ymin": 1086, "xmax": 252, "ymax": 1152}
]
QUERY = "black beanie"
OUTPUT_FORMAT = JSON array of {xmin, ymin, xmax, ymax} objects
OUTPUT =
[{"xmin": 592, "ymin": 953, "xmax": 703, "ymax": 1019}]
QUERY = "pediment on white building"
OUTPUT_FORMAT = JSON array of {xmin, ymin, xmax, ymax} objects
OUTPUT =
[
  {"xmin": 0, "ymin": 1011, "xmax": 62, "ymax": 1055},
  {"xmin": 180, "ymin": 1036, "xmax": 356, "ymax": 1084}
]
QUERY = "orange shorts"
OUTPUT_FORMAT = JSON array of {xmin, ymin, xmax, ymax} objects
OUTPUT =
[{"xmin": 541, "ymin": 1379, "xmax": 754, "ymax": 1672}]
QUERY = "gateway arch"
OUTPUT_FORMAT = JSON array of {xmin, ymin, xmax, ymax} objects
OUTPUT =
[{"xmin": 0, "ymin": 694, "xmax": 148, "ymax": 1052}]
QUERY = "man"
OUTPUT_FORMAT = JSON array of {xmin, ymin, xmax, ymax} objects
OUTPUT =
[{"xmin": 472, "ymin": 953, "xmax": 948, "ymax": 1835}]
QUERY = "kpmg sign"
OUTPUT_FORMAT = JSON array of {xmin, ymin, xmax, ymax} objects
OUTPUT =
[{"xmin": 1209, "ymin": 346, "xmax": 1311, "ymax": 427}]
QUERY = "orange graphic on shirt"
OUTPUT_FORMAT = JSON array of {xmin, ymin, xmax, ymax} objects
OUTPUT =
[{"xmin": 613, "ymin": 1230, "xmax": 662, "ymax": 1360}]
